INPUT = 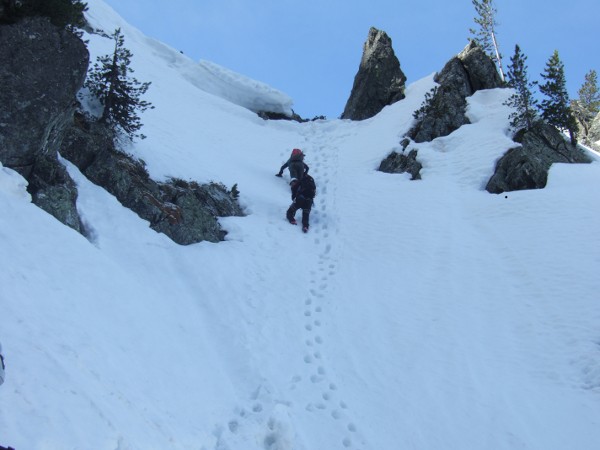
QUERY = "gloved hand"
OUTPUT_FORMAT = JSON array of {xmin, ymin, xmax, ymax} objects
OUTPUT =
[{"xmin": 275, "ymin": 173, "xmax": 283, "ymax": 177}]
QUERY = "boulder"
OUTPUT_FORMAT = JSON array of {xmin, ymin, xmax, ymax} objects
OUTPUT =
[
  {"xmin": 341, "ymin": 27, "xmax": 406, "ymax": 120},
  {"xmin": 486, "ymin": 121, "xmax": 592, "ymax": 194},
  {"xmin": 379, "ymin": 139, "xmax": 422, "ymax": 180},
  {"xmin": 0, "ymin": 17, "xmax": 89, "ymax": 231},
  {"xmin": 408, "ymin": 41, "xmax": 502, "ymax": 143}
]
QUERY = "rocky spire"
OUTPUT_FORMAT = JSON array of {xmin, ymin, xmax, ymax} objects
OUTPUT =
[
  {"xmin": 341, "ymin": 27, "xmax": 406, "ymax": 120},
  {"xmin": 407, "ymin": 40, "xmax": 503, "ymax": 143}
]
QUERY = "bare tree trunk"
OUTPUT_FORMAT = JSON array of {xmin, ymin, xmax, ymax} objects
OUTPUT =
[{"xmin": 491, "ymin": 30, "xmax": 505, "ymax": 82}]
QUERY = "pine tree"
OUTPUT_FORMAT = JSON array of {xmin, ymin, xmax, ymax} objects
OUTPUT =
[
  {"xmin": 538, "ymin": 50, "xmax": 577, "ymax": 143},
  {"xmin": 85, "ymin": 28, "xmax": 153, "ymax": 140},
  {"xmin": 504, "ymin": 45, "xmax": 537, "ymax": 132},
  {"xmin": 571, "ymin": 70, "xmax": 600, "ymax": 143},
  {"xmin": 412, "ymin": 86, "xmax": 440, "ymax": 120},
  {"xmin": 469, "ymin": 0, "xmax": 505, "ymax": 82}
]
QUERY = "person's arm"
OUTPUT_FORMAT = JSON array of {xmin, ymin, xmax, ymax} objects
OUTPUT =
[
  {"xmin": 276, "ymin": 161, "xmax": 289, "ymax": 177},
  {"xmin": 303, "ymin": 163, "xmax": 309, "ymax": 174}
]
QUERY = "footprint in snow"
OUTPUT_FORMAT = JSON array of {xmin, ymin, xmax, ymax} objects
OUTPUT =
[
  {"xmin": 305, "ymin": 402, "xmax": 327, "ymax": 412},
  {"xmin": 310, "ymin": 374, "xmax": 324, "ymax": 383}
]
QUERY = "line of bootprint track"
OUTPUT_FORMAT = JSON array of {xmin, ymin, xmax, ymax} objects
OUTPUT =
[
  {"xmin": 293, "ymin": 123, "xmax": 366, "ymax": 450},
  {"xmin": 220, "ymin": 123, "xmax": 366, "ymax": 450}
]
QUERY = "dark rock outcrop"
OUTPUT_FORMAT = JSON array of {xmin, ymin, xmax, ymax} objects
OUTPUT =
[
  {"xmin": 258, "ymin": 110, "xmax": 305, "ymax": 122},
  {"xmin": 486, "ymin": 121, "xmax": 592, "ymax": 194},
  {"xmin": 408, "ymin": 41, "xmax": 503, "ymax": 143},
  {"xmin": 62, "ymin": 117, "xmax": 244, "ymax": 245},
  {"xmin": 379, "ymin": 139, "xmax": 422, "ymax": 180},
  {"xmin": 0, "ymin": 17, "xmax": 89, "ymax": 231},
  {"xmin": 341, "ymin": 27, "xmax": 406, "ymax": 121}
]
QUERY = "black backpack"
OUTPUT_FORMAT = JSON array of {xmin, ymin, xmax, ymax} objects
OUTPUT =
[{"xmin": 297, "ymin": 175, "xmax": 316, "ymax": 199}]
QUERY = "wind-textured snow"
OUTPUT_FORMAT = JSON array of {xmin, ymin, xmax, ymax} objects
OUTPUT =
[{"xmin": 1, "ymin": 1, "xmax": 599, "ymax": 449}]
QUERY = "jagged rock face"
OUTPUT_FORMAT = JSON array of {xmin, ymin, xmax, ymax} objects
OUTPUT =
[
  {"xmin": 588, "ymin": 111, "xmax": 600, "ymax": 152},
  {"xmin": 0, "ymin": 17, "xmax": 89, "ymax": 231},
  {"xmin": 62, "ymin": 118, "xmax": 244, "ymax": 245},
  {"xmin": 455, "ymin": 41, "xmax": 504, "ymax": 92},
  {"xmin": 408, "ymin": 41, "xmax": 503, "ymax": 143},
  {"xmin": 0, "ymin": 17, "xmax": 88, "ymax": 170},
  {"xmin": 341, "ymin": 27, "xmax": 406, "ymax": 121},
  {"xmin": 486, "ymin": 121, "xmax": 592, "ymax": 194}
]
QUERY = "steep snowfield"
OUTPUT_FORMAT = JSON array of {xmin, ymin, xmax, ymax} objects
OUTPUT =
[{"xmin": 1, "ymin": 1, "xmax": 599, "ymax": 449}]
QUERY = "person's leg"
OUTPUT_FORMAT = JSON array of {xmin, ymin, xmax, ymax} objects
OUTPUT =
[
  {"xmin": 286, "ymin": 203, "xmax": 299, "ymax": 223},
  {"xmin": 301, "ymin": 204, "xmax": 311, "ymax": 228}
]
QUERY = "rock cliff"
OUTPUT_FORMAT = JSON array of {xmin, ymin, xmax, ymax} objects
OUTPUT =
[
  {"xmin": 0, "ymin": 17, "xmax": 243, "ymax": 244},
  {"xmin": 0, "ymin": 17, "xmax": 89, "ymax": 231}
]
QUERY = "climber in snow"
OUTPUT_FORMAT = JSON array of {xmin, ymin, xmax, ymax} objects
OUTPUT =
[
  {"xmin": 286, "ymin": 174, "xmax": 317, "ymax": 233},
  {"xmin": 276, "ymin": 148, "xmax": 309, "ymax": 180}
]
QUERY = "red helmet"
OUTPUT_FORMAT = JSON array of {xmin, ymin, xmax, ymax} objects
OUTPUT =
[{"xmin": 291, "ymin": 148, "xmax": 303, "ymax": 156}]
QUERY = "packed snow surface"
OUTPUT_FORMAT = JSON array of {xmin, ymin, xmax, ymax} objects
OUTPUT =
[{"xmin": 1, "ymin": 1, "xmax": 599, "ymax": 449}]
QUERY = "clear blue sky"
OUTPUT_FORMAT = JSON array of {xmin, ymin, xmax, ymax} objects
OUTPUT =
[{"xmin": 102, "ymin": 0, "xmax": 598, "ymax": 120}]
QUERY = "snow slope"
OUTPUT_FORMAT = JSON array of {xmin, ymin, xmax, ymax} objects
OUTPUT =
[{"xmin": 1, "ymin": 1, "xmax": 599, "ymax": 449}]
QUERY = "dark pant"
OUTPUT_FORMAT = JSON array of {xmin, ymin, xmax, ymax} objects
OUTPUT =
[{"xmin": 287, "ymin": 197, "xmax": 312, "ymax": 227}]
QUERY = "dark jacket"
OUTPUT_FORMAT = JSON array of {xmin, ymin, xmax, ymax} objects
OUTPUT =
[
  {"xmin": 279, "ymin": 158, "xmax": 309, "ymax": 180},
  {"xmin": 291, "ymin": 175, "xmax": 316, "ymax": 206}
]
